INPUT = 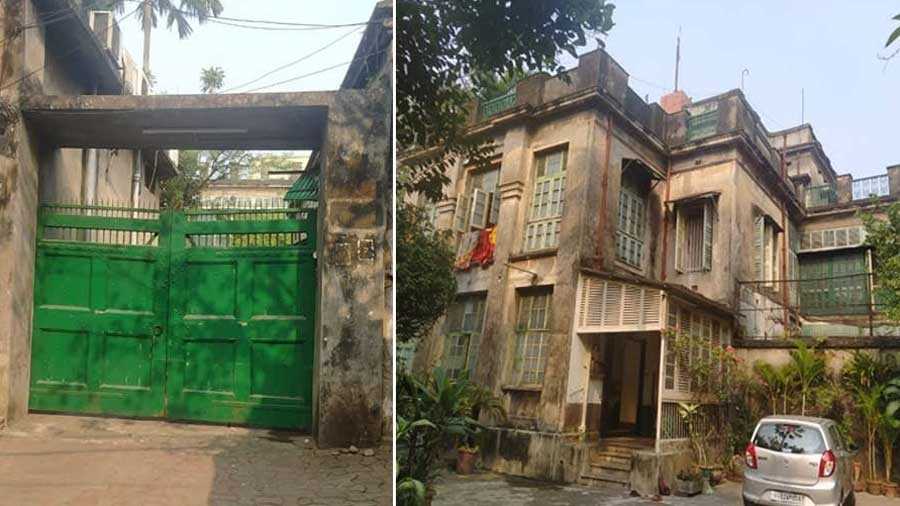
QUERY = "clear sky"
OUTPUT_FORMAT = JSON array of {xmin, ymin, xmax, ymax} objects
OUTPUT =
[
  {"xmin": 114, "ymin": 1, "xmax": 900, "ymax": 178},
  {"xmin": 116, "ymin": 0, "xmax": 375, "ymax": 95},
  {"xmin": 564, "ymin": 1, "xmax": 900, "ymax": 179}
]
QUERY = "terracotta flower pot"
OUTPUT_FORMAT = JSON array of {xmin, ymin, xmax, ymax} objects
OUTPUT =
[
  {"xmin": 884, "ymin": 482, "xmax": 899, "ymax": 498},
  {"xmin": 867, "ymin": 480, "xmax": 884, "ymax": 495},
  {"xmin": 456, "ymin": 447, "xmax": 478, "ymax": 475}
]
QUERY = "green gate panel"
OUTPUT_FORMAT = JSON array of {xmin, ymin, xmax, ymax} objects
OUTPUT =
[
  {"xmin": 29, "ymin": 204, "xmax": 316, "ymax": 430},
  {"xmin": 29, "ymin": 242, "xmax": 168, "ymax": 418}
]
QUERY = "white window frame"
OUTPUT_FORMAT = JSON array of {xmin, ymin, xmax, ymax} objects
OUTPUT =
[
  {"xmin": 524, "ymin": 148, "xmax": 567, "ymax": 252},
  {"xmin": 454, "ymin": 166, "xmax": 502, "ymax": 233}
]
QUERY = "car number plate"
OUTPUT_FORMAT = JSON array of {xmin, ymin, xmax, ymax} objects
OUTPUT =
[{"xmin": 771, "ymin": 491, "xmax": 803, "ymax": 504}]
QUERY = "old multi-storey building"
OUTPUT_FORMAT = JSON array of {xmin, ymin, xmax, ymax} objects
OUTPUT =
[{"xmin": 409, "ymin": 48, "xmax": 898, "ymax": 492}]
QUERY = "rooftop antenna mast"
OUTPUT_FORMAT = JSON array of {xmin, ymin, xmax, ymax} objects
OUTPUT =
[
  {"xmin": 801, "ymin": 88, "xmax": 805, "ymax": 124},
  {"xmin": 674, "ymin": 26, "xmax": 682, "ymax": 91}
]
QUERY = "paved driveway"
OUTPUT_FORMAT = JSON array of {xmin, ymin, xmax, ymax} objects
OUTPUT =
[
  {"xmin": 0, "ymin": 414, "xmax": 390, "ymax": 506},
  {"xmin": 433, "ymin": 472, "xmax": 898, "ymax": 506}
]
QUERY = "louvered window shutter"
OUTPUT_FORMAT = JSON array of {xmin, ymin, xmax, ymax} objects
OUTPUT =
[
  {"xmin": 702, "ymin": 200, "xmax": 714, "ymax": 270},
  {"xmin": 470, "ymin": 189, "xmax": 489, "ymax": 229},
  {"xmin": 674, "ymin": 209, "xmax": 683, "ymax": 272},
  {"xmin": 455, "ymin": 194, "xmax": 472, "ymax": 232},
  {"xmin": 754, "ymin": 216, "xmax": 765, "ymax": 280},
  {"xmin": 489, "ymin": 191, "xmax": 501, "ymax": 225}
]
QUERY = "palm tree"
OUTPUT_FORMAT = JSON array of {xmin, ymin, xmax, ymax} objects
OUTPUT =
[
  {"xmin": 788, "ymin": 339, "xmax": 826, "ymax": 416},
  {"xmin": 753, "ymin": 361, "xmax": 782, "ymax": 414},
  {"xmin": 100, "ymin": 0, "xmax": 224, "ymax": 79},
  {"xmin": 200, "ymin": 66, "xmax": 225, "ymax": 93}
]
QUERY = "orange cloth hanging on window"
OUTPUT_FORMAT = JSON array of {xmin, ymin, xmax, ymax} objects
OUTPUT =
[
  {"xmin": 454, "ymin": 231, "xmax": 480, "ymax": 270},
  {"xmin": 470, "ymin": 227, "xmax": 496, "ymax": 267}
]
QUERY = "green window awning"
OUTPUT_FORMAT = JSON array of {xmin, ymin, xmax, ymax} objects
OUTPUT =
[{"xmin": 284, "ymin": 173, "xmax": 319, "ymax": 202}]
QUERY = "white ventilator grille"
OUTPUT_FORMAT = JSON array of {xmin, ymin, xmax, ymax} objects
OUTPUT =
[{"xmin": 577, "ymin": 276, "xmax": 664, "ymax": 332}]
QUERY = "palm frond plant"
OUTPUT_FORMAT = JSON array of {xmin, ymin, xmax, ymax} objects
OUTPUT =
[
  {"xmin": 789, "ymin": 339, "xmax": 826, "ymax": 416},
  {"xmin": 881, "ymin": 377, "xmax": 900, "ymax": 485}
]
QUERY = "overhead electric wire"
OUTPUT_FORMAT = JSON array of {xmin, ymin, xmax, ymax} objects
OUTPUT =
[
  {"xmin": 120, "ymin": 0, "xmax": 371, "ymax": 30},
  {"xmin": 206, "ymin": 19, "xmax": 367, "ymax": 32},
  {"xmin": 241, "ymin": 48, "xmax": 387, "ymax": 94},
  {"xmin": 241, "ymin": 61, "xmax": 354, "ymax": 94},
  {"xmin": 222, "ymin": 26, "xmax": 363, "ymax": 94},
  {"xmin": 0, "ymin": 3, "xmax": 144, "ymax": 92},
  {"xmin": 0, "ymin": 9, "xmax": 79, "ymax": 48}
]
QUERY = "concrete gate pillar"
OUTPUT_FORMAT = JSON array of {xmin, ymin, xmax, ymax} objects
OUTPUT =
[{"xmin": 316, "ymin": 90, "xmax": 389, "ymax": 447}]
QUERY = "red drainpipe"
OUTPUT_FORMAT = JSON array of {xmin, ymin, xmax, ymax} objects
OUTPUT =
[
  {"xmin": 660, "ymin": 158, "xmax": 673, "ymax": 282},
  {"xmin": 780, "ymin": 134, "xmax": 790, "ymax": 324}
]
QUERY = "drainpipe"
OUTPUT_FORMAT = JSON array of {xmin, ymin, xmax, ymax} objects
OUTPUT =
[
  {"xmin": 660, "ymin": 159, "xmax": 673, "ymax": 282},
  {"xmin": 597, "ymin": 115, "xmax": 612, "ymax": 264},
  {"xmin": 81, "ymin": 148, "xmax": 98, "ymax": 205},
  {"xmin": 82, "ymin": 83, "xmax": 100, "ymax": 207},
  {"xmin": 131, "ymin": 149, "xmax": 143, "ymax": 208},
  {"xmin": 780, "ymin": 135, "xmax": 789, "ymax": 331}
]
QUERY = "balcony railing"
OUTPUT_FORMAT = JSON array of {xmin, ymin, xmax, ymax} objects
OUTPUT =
[
  {"xmin": 852, "ymin": 174, "xmax": 890, "ymax": 201},
  {"xmin": 805, "ymin": 183, "xmax": 838, "ymax": 208},
  {"xmin": 479, "ymin": 91, "xmax": 516, "ymax": 119}
]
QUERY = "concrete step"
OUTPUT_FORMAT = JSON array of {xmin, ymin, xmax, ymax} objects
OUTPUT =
[
  {"xmin": 590, "ymin": 445, "xmax": 635, "ymax": 458},
  {"xmin": 579, "ymin": 474, "xmax": 630, "ymax": 490},
  {"xmin": 586, "ymin": 463, "xmax": 631, "ymax": 484},
  {"xmin": 590, "ymin": 452, "xmax": 632, "ymax": 471}
]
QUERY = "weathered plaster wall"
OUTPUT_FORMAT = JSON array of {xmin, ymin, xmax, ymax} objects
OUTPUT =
[
  {"xmin": 665, "ymin": 159, "xmax": 737, "ymax": 304},
  {"xmin": 316, "ymin": 90, "xmax": 388, "ymax": 447},
  {"xmin": 0, "ymin": 0, "xmax": 35, "ymax": 426}
]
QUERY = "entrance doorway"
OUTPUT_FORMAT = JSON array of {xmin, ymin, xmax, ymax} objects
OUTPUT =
[{"xmin": 597, "ymin": 334, "xmax": 659, "ymax": 438}]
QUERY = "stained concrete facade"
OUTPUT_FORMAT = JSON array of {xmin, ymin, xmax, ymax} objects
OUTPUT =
[
  {"xmin": 0, "ymin": 0, "xmax": 393, "ymax": 449},
  {"xmin": 409, "ymin": 47, "xmax": 900, "ymax": 491}
]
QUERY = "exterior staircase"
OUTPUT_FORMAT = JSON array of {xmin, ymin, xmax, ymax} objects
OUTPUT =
[{"xmin": 579, "ymin": 438, "xmax": 653, "ymax": 490}]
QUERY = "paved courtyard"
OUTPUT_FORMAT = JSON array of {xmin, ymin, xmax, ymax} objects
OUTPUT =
[
  {"xmin": 0, "ymin": 414, "xmax": 390, "ymax": 506},
  {"xmin": 433, "ymin": 472, "xmax": 899, "ymax": 506}
]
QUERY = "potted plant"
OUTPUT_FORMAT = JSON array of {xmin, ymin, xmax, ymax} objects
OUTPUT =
[
  {"xmin": 674, "ymin": 468, "xmax": 701, "ymax": 497},
  {"xmin": 880, "ymin": 376, "xmax": 900, "ymax": 497},
  {"xmin": 677, "ymin": 402, "xmax": 717, "ymax": 494},
  {"xmin": 842, "ymin": 352, "xmax": 891, "ymax": 498},
  {"xmin": 455, "ymin": 445, "xmax": 478, "ymax": 474},
  {"xmin": 867, "ymin": 479, "xmax": 884, "ymax": 496},
  {"xmin": 454, "ymin": 380, "xmax": 506, "ymax": 475},
  {"xmin": 853, "ymin": 460, "xmax": 864, "ymax": 492}
]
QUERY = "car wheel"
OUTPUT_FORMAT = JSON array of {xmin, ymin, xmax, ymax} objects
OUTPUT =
[
  {"xmin": 743, "ymin": 499, "xmax": 756, "ymax": 506},
  {"xmin": 843, "ymin": 490, "xmax": 856, "ymax": 506}
]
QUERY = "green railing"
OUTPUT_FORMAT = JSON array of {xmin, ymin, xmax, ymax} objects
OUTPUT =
[
  {"xmin": 480, "ymin": 91, "xmax": 516, "ymax": 119},
  {"xmin": 805, "ymin": 183, "xmax": 838, "ymax": 208}
]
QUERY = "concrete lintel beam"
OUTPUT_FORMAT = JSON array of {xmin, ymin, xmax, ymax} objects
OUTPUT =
[{"xmin": 21, "ymin": 91, "xmax": 366, "ymax": 151}]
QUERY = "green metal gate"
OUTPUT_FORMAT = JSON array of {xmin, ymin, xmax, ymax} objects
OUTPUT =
[{"xmin": 29, "ymin": 203, "xmax": 316, "ymax": 430}]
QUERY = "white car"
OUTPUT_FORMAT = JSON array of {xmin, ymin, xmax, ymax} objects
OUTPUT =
[{"xmin": 743, "ymin": 416, "xmax": 855, "ymax": 506}]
